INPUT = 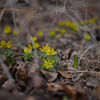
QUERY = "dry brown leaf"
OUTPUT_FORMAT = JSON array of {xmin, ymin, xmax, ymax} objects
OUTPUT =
[
  {"xmin": 60, "ymin": 84, "xmax": 76, "ymax": 97},
  {"xmin": 2, "ymin": 80, "xmax": 15, "ymax": 89},
  {"xmin": 24, "ymin": 96, "xmax": 35, "ymax": 100},
  {"xmin": 27, "ymin": 72, "xmax": 43, "ymax": 89},
  {"xmin": 61, "ymin": 84, "xmax": 89, "ymax": 100},
  {"xmin": 67, "ymin": 66, "xmax": 78, "ymax": 71},
  {"xmin": 72, "ymin": 89, "xmax": 88, "ymax": 100},
  {"xmin": 94, "ymin": 84, "xmax": 100, "ymax": 98},
  {"xmin": 47, "ymin": 83, "xmax": 63, "ymax": 91},
  {"xmin": 59, "ymin": 72, "xmax": 72, "ymax": 78},
  {"xmin": 41, "ymin": 70, "xmax": 58, "ymax": 82},
  {"xmin": 19, "ymin": 67, "xmax": 27, "ymax": 80}
]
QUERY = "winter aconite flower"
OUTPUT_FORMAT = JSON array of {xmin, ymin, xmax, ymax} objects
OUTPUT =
[
  {"xmin": 58, "ymin": 21, "xmax": 65, "ymax": 26},
  {"xmin": 50, "ymin": 30, "xmax": 56, "ymax": 36},
  {"xmin": 0, "ymin": 40, "xmax": 13, "ymax": 48},
  {"xmin": 43, "ymin": 59, "xmax": 55, "ymax": 69},
  {"xmin": 84, "ymin": 33, "xmax": 91, "ymax": 41},
  {"xmin": 40, "ymin": 44, "xmax": 57, "ymax": 56},
  {"xmin": 32, "ymin": 42, "xmax": 40, "ymax": 49},
  {"xmin": 30, "ymin": 36, "xmax": 37, "ymax": 42},
  {"xmin": 24, "ymin": 46, "xmax": 32, "ymax": 55},
  {"xmin": 46, "ymin": 47, "xmax": 57, "ymax": 56},
  {"xmin": 4, "ymin": 26, "xmax": 12, "ymax": 34},
  {"xmin": 13, "ymin": 29, "xmax": 20, "ymax": 35},
  {"xmin": 60, "ymin": 28, "xmax": 66, "ymax": 34},
  {"xmin": 40, "ymin": 44, "xmax": 50, "ymax": 52},
  {"xmin": 37, "ymin": 31, "xmax": 44, "ymax": 37},
  {"xmin": 22, "ymin": 44, "xmax": 34, "ymax": 61}
]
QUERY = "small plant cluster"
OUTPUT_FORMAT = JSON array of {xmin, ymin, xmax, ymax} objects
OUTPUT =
[
  {"xmin": 40, "ymin": 44, "xmax": 59, "ymax": 71},
  {"xmin": 4, "ymin": 25, "xmax": 20, "ymax": 35},
  {"xmin": 0, "ymin": 39, "xmax": 58, "ymax": 71},
  {"xmin": 49, "ymin": 17, "xmax": 98, "ymax": 40},
  {"xmin": 22, "ymin": 36, "xmax": 40, "ymax": 61},
  {"xmin": 36, "ymin": 31, "xmax": 44, "ymax": 38},
  {"xmin": 84, "ymin": 33, "xmax": 91, "ymax": 41},
  {"xmin": 22, "ymin": 43, "xmax": 59, "ymax": 71},
  {"xmin": 50, "ymin": 20, "xmax": 79, "ymax": 38},
  {"xmin": 22, "ymin": 44, "xmax": 34, "ymax": 61},
  {"xmin": 21, "ymin": 36, "xmax": 59, "ymax": 71},
  {"xmin": 78, "ymin": 17, "xmax": 98, "ymax": 25},
  {"xmin": 0, "ymin": 40, "xmax": 15, "ymax": 64}
]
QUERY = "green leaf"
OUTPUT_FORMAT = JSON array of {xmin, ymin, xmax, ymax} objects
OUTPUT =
[
  {"xmin": 0, "ymin": 49, "xmax": 4, "ymax": 55},
  {"xmin": 6, "ymin": 56, "xmax": 15, "ymax": 64},
  {"xmin": 7, "ymin": 49, "xmax": 13, "ymax": 56},
  {"xmin": 74, "ymin": 55, "xmax": 78, "ymax": 69},
  {"xmin": 48, "ymin": 67, "xmax": 56, "ymax": 72}
]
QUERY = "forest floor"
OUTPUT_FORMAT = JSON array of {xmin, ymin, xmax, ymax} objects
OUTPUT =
[{"xmin": 0, "ymin": 0, "xmax": 100, "ymax": 100}]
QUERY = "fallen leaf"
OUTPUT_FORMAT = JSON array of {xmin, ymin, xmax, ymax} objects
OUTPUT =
[
  {"xmin": 67, "ymin": 66, "xmax": 77, "ymax": 71},
  {"xmin": 47, "ymin": 83, "xmax": 63, "ymax": 91},
  {"xmin": 72, "ymin": 89, "xmax": 88, "ymax": 100},
  {"xmin": 60, "ymin": 84, "xmax": 76, "ymax": 97},
  {"xmin": 2, "ymin": 80, "xmax": 15, "ymax": 89},
  {"xmin": 59, "ymin": 72, "xmax": 72, "ymax": 78},
  {"xmin": 24, "ymin": 96, "xmax": 35, "ymax": 100},
  {"xmin": 27, "ymin": 72, "xmax": 43, "ymax": 89},
  {"xmin": 41, "ymin": 70, "xmax": 58, "ymax": 82},
  {"xmin": 94, "ymin": 84, "xmax": 100, "ymax": 98}
]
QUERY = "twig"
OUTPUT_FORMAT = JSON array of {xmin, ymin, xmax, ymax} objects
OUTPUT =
[
  {"xmin": 0, "ymin": 57, "xmax": 15, "ymax": 85},
  {"xmin": 67, "ymin": 70, "xmax": 100, "ymax": 75},
  {"xmin": 78, "ymin": 44, "xmax": 95, "ymax": 67}
]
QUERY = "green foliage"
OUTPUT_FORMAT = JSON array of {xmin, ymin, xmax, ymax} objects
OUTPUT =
[
  {"xmin": 40, "ymin": 52, "xmax": 59, "ymax": 72},
  {"xmin": 73, "ymin": 55, "xmax": 78, "ymax": 69},
  {"xmin": 22, "ymin": 51, "xmax": 34, "ymax": 61},
  {"xmin": 0, "ymin": 48, "xmax": 15, "ymax": 64}
]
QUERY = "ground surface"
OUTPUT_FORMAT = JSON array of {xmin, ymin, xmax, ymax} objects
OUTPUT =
[{"xmin": 0, "ymin": 0, "xmax": 100, "ymax": 100}]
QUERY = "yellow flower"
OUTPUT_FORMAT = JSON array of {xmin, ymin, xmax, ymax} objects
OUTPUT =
[
  {"xmin": 84, "ymin": 33, "xmax": 91, "ymax": 41},
  {"xmin": 4, "ymin": 26, "xmax": 12, "ymax": 34},
  {"xmin": 28, "ymin": 44, "xmax": 32, "ymax": 50},
  {"xmin": 73, "ymin": 27, "xmax": 78, "ymax": 32},
  {"xmin": 46, "ymin": 47, "xmax": 57, "ymax": 56},
  {"xmin": 43, "ymin": 59, "xmax": 55, "ymax": 69},
  {"xmin": 60, "ymin": 28, "xmax": 66, "ymax": 34},
  {"xmin": 24, "ymin": 46, "xmax": 32, "ymax": 55},
  {"xmin": 32, "ymin": 42, "xmax": 40, "ymax": 49},
  {"xmin": 93, "ymin": 17, "xmax": 98, "ymax": 21},
  {"xmin": 55, "ymin": 27, "xmax": 59, "ymax": 31},
  {"xmin": 37, "ymin": 31, "xmax": 44, "ymax": 37},
  {"xmin": 50, "ymin": 30, "xmax": 56, "ymax": 36},
  {"xmin": 89, "ymin": 19, "xmax": 95, "ymax": 24},
  {"xmin": 0, "ymin": 40, "xmax": 13, "ymax": 48},
  {"xmin": 77, "ymin": 21, "xmax": 83, "ymax": 25},
  {"xmin": 13, "ymin": 29, "xmax": 20, "ymax": 35},
  {"xmin": 89, "ymin": 17, "xmax": 98, "ymax": 24},
  {"xmin": 58, "ymin": 21, "xmax": 65, "ymax": 26},
  {"xmin": 84, "ymin": 20, "xmax": 88, "ymax": 24},
  {"xmin": 40, "ymin": 44, "xmax": 50, "ymax": 52},
  {"xmin": 30, "ymin": 36, "xmax": 37, "ymax": 42},
  {"xmin": 65, "ymin": 21, "xmax": 70, "ymax": 26},
  {"xmin": 40, "ymin": 44, "xmax": 57, "ymax": 56}
]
